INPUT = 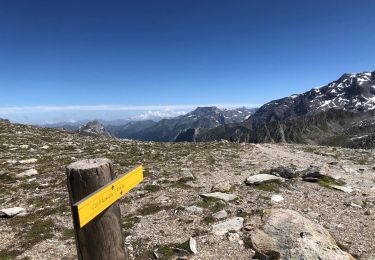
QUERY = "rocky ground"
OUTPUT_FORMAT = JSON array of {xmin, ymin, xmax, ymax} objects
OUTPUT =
[{"xmin": 0, "ymin": 120, "xmax": 375, "ymax": 259}]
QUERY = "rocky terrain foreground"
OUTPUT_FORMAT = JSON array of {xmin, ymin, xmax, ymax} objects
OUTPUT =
[{"xmin": 1, "ymin": 120, "xmax": 375, "ymax": 259}]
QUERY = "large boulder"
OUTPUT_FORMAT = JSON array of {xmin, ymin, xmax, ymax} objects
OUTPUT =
[{"xmin": 249, "ymin": 209, "xmax": 354, "ymax": 260}]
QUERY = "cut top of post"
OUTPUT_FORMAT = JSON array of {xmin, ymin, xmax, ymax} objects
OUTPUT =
[{"xmin": 67, "ymin": 158, "xmax": 112, "ymax": 170}]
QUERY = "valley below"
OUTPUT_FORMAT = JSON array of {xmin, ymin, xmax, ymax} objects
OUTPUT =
[{"xmin": 1, "ymin": 119, "xmax": 375, "ymax": 259}]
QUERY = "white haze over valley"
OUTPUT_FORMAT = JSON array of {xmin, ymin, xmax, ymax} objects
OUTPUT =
[{"xmin": 0, "ymin": 104, "xmax": 260, "ymax": 124}]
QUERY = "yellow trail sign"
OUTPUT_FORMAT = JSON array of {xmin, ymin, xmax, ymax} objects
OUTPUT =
[{"xmin": 74, "ymin": 165, "xmax": 143, "ymax": 228}]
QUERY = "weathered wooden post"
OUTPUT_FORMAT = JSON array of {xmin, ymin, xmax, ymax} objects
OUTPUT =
[{"xmin": 66, "ymin": 158, "xmax": 127, "ymax": 260}]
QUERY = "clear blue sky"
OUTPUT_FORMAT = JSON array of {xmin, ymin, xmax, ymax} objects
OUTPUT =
[{"xmin": 0, "ymin": 0, "xmax": 374, "ymax": 122}]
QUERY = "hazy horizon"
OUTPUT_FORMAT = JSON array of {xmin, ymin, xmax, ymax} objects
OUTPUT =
[{"xmin": 0, "ymin": 103, "xmax": 259, "ymax": 124}]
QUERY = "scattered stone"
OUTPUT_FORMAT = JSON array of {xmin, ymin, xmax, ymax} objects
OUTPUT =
[
  {"xmin": 248, "ymin": 160, "xmax": 259, "ymax": 166},
  {"xmin": 330, "ymin": 185, "xmax": 353, "ymax": 193},
  {"xmin": 0, "ymin": 207, "xmax": 27, "ymax": 218},
  {"xmin": 41, "ymin": 145, "xmax": 50, "ymax": 149},
  {"xmin": 211, "ymin": 181, "xmax": 232, "ymax": 192},
  {"xmin": 212, "ymin": 217, "xmax": 244, "ymax": 235},
  {"xmin": 271, "ymin": 194, "xmax": 284, "ymax": 203},
  {"xmin": 16, "ymin": 169, "xmax": 38, "ymax": 178},
  {"xmin": 226, "ymin": 232, "xmax": 240, "ymax": 242},
  {"xmin": 269, "ymin": 167, "xmax": 299, "ymax": 179},
  {"xmin": 212, "ymin": 210, "xmax": 228, "ymax": 220},
  {"xmin": 6, "ymin": 159, "xmax": 17, "ymax": 164},
  {"xmin": 179, "ymin": 171, "xmax": 195, "ymax": 181},
  {"xmin": 185, "ymin": 205, "xmax": 203, "ymax": 214},
  {"xmin": 189, "ymin": 237, "xmax": 198, "ymax": 254},
  {"xmin": 19, "ymin": 158, "xmax": 37, "ymax": 164},
  {"xmin": 300, "ymin": 167, "xmax": 322, "ymax": 179},
  {"xmin": 245, "ymin": 174, "xmax": 285, "ymax": 185},
  {"xmin": 302, "ymin": 177, "xmax": 319, "ymax": 183},
  {"xmin": 344, "ymin": 202, "xmax": 362, "ymax": 209},
  {"xmin": 341, "ymin": 165, "xmax": 358, "ymax": 175},
  {"xmin": 199, "ymin": 192, "xmax": 237, "ymax": 202},
  {"xmin": 249, "ymin": 209, "xmax": 354, "ymax": 260},
  {"xmin": 328, "ymin": 161, "xmax": 339, "ymax": 165}
]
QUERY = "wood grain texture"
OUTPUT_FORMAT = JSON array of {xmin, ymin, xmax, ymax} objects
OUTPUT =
[{"xmin": 66, "ymin": 158, "xmax": 128, "ymax": 260}]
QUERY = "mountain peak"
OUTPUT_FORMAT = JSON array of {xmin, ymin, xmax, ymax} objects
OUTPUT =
[
  {"xmin": 245, "ymin": 70, "xmax": 375, "ymax": 128},
  {"xmin": 77, "ymin": 120, "xmax": 112, "ymax": 138}
]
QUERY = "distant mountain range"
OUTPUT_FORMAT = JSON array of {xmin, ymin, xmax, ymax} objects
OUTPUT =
[
  {"xmin": 99, "ymin": 106, "xmax": 255, "ymax": 141},
  {"xmin": 43, "ymin": 107, "xmax": 256, "ymax": 141},
  {"xmin": 41, "ymin": 70, "xmax": 375, "ymax": 149}
]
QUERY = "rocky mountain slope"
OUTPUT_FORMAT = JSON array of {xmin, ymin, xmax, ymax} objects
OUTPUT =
[
  {"xmin": 199, "ymin": 71, "xmax": 375, "ymax": 148},
  {"xmin": 1, "ymin": 120, "xmax": 375, "ymax": 259},
  {"xmin": 245, "ymin": 71, "xmax": 375, "ymax": 128},
  {"xmin": 77, "ymin": 120, "xmax": 112, "ymax": 138}
]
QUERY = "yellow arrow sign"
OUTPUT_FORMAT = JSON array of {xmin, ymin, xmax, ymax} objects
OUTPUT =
[{"xmin": 73, "ymin": 165, "xmax": 143, "ymax": 228}]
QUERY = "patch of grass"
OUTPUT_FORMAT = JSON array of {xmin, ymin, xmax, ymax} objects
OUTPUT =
[
  {"xmin": 18, "ymin": 181, "xmax": 41, "ymax": 191},
  {"xmin": 356, "ymin": 157, "xmax": 369, "ymax": 165},
  {"xmin": 138, "ymin": 203, "xmax": 171, "ymax": 216},
  {"xmin": 202, "ymin": 215, "xmax": 215, "ymax": 224},
  {"xmin": 243, "ymin": 236, "xmax": 253, "ymax": 249},
  {"xmin": 337, "ymin": 241, "xmax": 349, "ymax": 251},
  {"xmin": 326, "ymin": 135, "xmax": 349, "ymax": 148},
  {"xmin": 196, "ymin": 197, "xmax": 225, "ymax": 213},
  {"xmin": 24, "ymin": 219, "xmax": 54, "ymax": 248},
  {"xmin": 157, "ymin": 245, "xmax": 175, "ymax": 259},
  {"xmin": 250, "ymin": 209, "xmax": 265, "ymax": 217},
  {"xmin": 62, "ymin": 228, "xmax": 75, "ymax": 239},
  {"xmin": 317, "ymin": 176, "xmax": 346, "ymax": 188},
  {"xmin": 170, "ymin": 179, "xmax": 191, "ymax": 189},
  {"xmin": 155, "ymin": 241, "xmax": 191, "ymax": 260},
  {"xmin": 236, "ymin": 209, "xmax": 249, "ymax": 218},
  {"xmin": 255, "ymin": 183, "xmax": 280, "ymax": 192},
  {"xmin": 122, "ymin": 215, "xmax": 140, "ymax": 230},
  {"xmin": 142, "ymin": 168, "xmax": 152, "ymax": 178},
  {"xmin": 207, "ymin": 155, "xmax": 216, "ymax": 165},
  {"xmin": 0, "ymin": 249, "xmax": 21, "ymax": 260},
  {"xmin": 143, "ymin": 184, "xmax": 160, "ymax": 193},
  {"xmin": 302, "ymin": 146, "xmax": 318, "ymax": 153}
]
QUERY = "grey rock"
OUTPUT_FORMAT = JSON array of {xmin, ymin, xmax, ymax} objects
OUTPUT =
[
  {"xmin": 245, "ymin": 174, "xmax": 285, "ymax": 185},
  {"xmin": 189, "ymin": 237, "xmax": 198, "ymax": 254},
  {"xmin": 212, "ymin": 210, "xmax": 228, "ymax": 220},
  {"xmin": 19, "ymin": 158, "xmax": 37, "ymax": 164},
  {"xmin": 0, "ymin": 207, "xmax": 27, "ymax": 218},
  {"xmin": 179, "ymin": 171, "xmax": 195, "ymax": 181},
  {"xmin": 270, "ymin": 167, "xmax": 299, "ymax": 179},
  {"xmin": 330, "ymin": 185, "xmax": 353, "ymax": 193},
  {"xmin": 300, "ymin": 167, "xmax": 323, "ymax": 179},
  {"xmin": 250, "ymin": 209, "xmax": 353, "ymax": 260},
  {"xmin": 212, "ymin": 217, "xmax": 244, "ymax": 235},
  {"xmin": 199, "ymin": 192, "xmax": 237, "ymax": 202},
  {"xmin": 16, "ymin": 169, "xmax": 38, "ymax": 178},
  {"xmin": 270, "ymin": 194, "xmax": 284, "ymax": 203},
  {"xmin": 211, "ymin": 181, "xmax": 232, "ymax": 192},
  {"xmin": 185, "ymin": 205, "xmax": 203, "ymax": 214}
]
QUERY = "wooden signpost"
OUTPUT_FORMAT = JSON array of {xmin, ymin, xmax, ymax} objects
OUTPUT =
[{"xmin": 66, "ymin": 158, "xmax": 143, "ymax": 260}]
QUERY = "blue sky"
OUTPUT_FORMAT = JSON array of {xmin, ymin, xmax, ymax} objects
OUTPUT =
[{"xmin": 0, "ymin": 0, "xmax": 374, "ymax": 123}]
